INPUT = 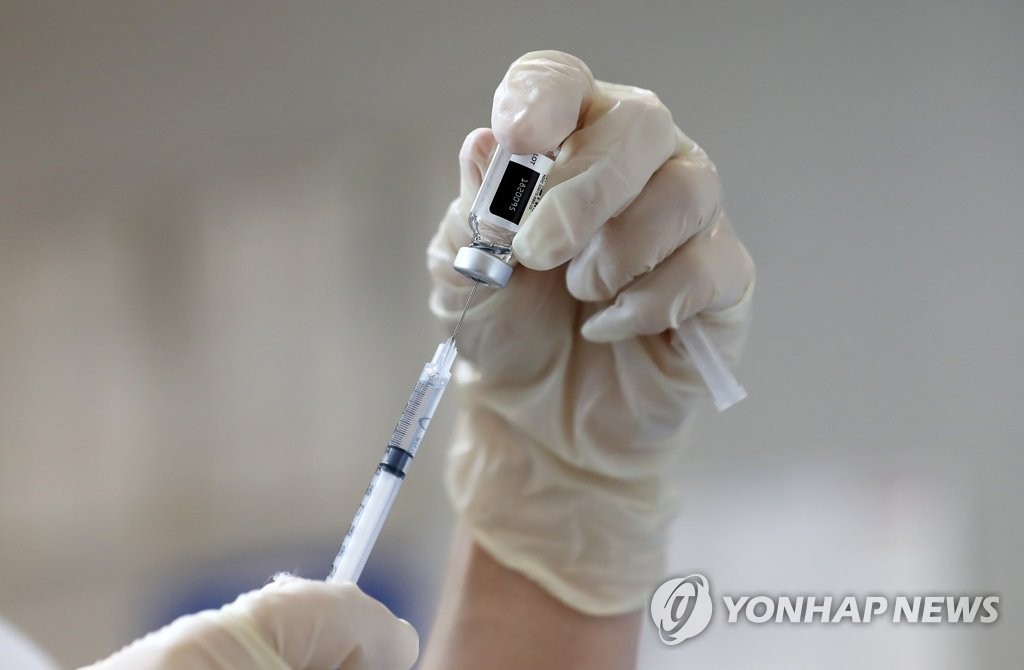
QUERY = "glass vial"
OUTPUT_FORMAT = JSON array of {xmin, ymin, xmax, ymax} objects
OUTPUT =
[{"xmin": 453, "ymin": 145, "xmax": 558, "ymax": 287}]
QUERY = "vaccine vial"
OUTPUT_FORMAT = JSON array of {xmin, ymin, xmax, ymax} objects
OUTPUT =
[{"xmin": 453, "ymin": 145, "xmax": 558, "ymax": 287}]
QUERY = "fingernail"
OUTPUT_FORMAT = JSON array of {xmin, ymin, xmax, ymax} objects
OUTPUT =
[
  {"xmin": 581, "ymin": 308, "xmax": 632, "ymax": 342},
  {"xmin": 513, "ymin": 222, "xmax": 571, "ymax": 271},
  {"xmin": 512, "ymin": 228, "xmax": 543, "ymax": 268},
  {"xmin": 494, "ymin": 93, "xmax": 528, "ymax": 128}
]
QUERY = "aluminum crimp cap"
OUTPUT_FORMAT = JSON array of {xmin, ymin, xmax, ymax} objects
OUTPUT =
[{"xmin": 453, "ymin": 246, "xmax": 513, "ymax": 288}]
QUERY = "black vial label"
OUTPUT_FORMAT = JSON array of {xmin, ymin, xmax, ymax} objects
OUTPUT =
[{"xmin": 490, "ymin": 160, "xmax": 540, "ymax": 225}]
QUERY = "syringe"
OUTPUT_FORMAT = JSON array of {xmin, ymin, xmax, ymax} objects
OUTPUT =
[{"xmin": 327, "ymin": 333, "xmax": 460, "ymax": 584}]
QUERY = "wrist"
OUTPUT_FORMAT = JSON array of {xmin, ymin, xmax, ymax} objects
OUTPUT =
[
  {"xmin": 421, "ymin": 527, "xmax": 642, "ymax": 670},
  {"xmin": 447, "ymin": 409, "xmax": 683, "ymax": 615}
]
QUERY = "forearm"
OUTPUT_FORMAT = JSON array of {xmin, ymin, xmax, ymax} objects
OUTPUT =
[{"xmin": 420, "ymin": 526, "xmax": 642, "ymax": 670}]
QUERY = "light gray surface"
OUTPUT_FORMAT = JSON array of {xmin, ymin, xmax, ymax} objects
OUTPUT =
[{"xmin": 1, "ymin": 1, "xmax": 1021, "ymax": 667}]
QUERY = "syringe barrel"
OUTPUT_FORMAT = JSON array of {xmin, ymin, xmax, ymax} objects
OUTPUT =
[
  {"xmin": 328, "ymin": 341, "xmax": 457, "ymax": 584},
  {"xmin": 387, "ymin": 367, "xmax": 450, "ymax": 461},
  {"xmin": 328, "ymin": 467, "xmax": 402, "ymax": 583}
]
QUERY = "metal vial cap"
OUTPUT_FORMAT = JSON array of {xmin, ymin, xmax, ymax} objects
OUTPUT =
[{"xmin": 453, "ymin": 246, "xmax": 513, "ymax": 288}]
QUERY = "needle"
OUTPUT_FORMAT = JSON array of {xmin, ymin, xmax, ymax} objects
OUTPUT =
[{"xmin": 449, "ymin": 281, "xmax": 479, "ymax": 342}]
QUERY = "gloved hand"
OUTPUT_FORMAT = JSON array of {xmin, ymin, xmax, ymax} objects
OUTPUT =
[
  {"xmin": 81, "ymin": 576, "xmax": 418, "ymax": 670},
  {"xmin": 427, "ymin": 51, "xmax": 755, "ymax": 616}
]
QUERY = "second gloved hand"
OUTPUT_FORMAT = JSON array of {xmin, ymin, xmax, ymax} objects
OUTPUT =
[
  {"xmin": 80, "ymin": 576, "xmax": 418, "ymax": 670},
  {"xmin": 427, "ymin": 51, "xmax": 755, "ymax": 616}
]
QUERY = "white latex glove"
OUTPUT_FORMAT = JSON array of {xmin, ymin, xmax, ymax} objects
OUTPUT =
[
  {"xmin": 81, "ymin": 576, "xmax": 418, "ymax": 670},
  {"xmin": 427, "ymin": 51, "xmax": 755, "ymax": 616},
  {"xmin": 0, "ymin": 617, "xmax": 59, "ymax": 670}
]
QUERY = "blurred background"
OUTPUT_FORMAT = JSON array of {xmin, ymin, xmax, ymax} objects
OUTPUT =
[{"xmin": 0, "ymin": 1, "xmax": 1020, "ymax": 668}]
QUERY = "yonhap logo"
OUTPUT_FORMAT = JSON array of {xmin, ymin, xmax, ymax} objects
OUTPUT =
[
  {"xmin": 650, "ymin": 573, "xmax": 1000, "ymax": 647},
  {"xmin": 649, "ymin": 574, "xmax": 714, "ymax": 645}
]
